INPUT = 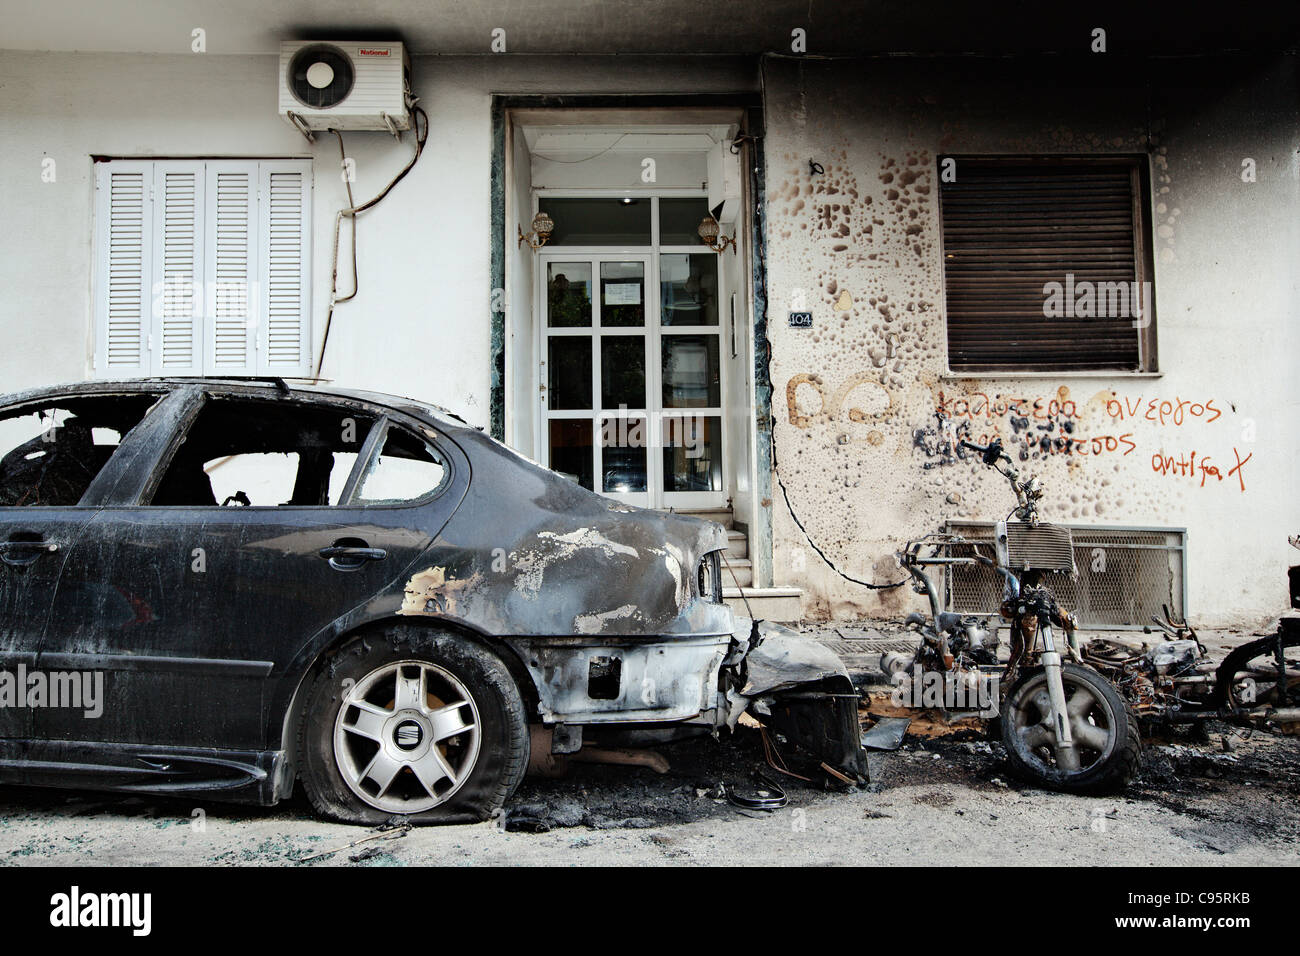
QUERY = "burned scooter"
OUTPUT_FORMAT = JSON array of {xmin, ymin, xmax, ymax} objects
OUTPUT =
[
  {"xmin": 1082, "ymin": 536, "xmax": 1300, "ymax": 734},
  {"xmin": 884, "ymin": 427, "xmax": 1141, "ymax": 793}
]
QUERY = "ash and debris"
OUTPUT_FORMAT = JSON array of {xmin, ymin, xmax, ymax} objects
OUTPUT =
[
  {"xmin": 502, "ymin": 725, "xmax": 840, "ymax": 833},
  {"xmin": 819, "ymin": 616, "xmax": 1300, "ymax": 857},
  {"xmin": 0, "ymin": 621, "xmax": 1296, "ymax": 864}
]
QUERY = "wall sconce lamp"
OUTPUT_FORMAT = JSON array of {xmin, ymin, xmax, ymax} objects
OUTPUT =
[
  {"xmin": 697, "ymin": 215, "xmax": 736, "ymax": 254},
  {"xmin": 518, "ymin": 210, "xmax": 555, "ymax": 249}
]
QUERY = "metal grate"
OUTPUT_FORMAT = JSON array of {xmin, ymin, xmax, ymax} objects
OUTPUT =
[
  {"xmin": 821, "ymin": 638, "xmax": 918, "ymax": 656},
  {"xmin": 944, "ymin": 522, "xmax": 1186, "ymax": 630},
  {"xmin": 1004, "ymin": 523, "xmax": 1076, "ymax": 573}
]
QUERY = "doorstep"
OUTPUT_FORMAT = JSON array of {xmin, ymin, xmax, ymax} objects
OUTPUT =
[{"xmin": 723, "ymin": 586, "xmax": 803, "ymax": 622}]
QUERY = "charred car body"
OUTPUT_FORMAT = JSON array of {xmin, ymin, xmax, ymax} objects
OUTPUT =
[{"xmin": 0, "ymin": 379, "xmax": 864, "ymax": 823}]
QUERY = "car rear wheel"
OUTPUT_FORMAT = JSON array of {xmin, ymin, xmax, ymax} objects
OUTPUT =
[{"xmin": 298, "ymin": 626, "xmax": 529, "ymax": 825}]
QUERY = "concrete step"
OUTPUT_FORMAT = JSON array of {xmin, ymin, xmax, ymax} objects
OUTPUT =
[
  {"xmin": 724, "ymin": 529, "xmax": 748, "ymax": 561},
  {"xmin": 723, "ymin": 586, "xmax": 803, "ymax": 623},
  {"xmin": 674, "ymin": 508, "xmax": 733, "ymax": 528},
  {"xmin": 719, "ymin": 557, "xmax": 752, "ymax": 588}
]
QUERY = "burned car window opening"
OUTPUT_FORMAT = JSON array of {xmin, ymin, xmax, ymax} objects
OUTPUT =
[
  {"xmin": 0, "ymin": 393, "xmax": 161, "ymax": 507},
  {"xmin": 148, "ymin": 396, "xmax": 377, "ymax": 508},
  {"xmin": 353, "ymin": 421, "xmax": 450, "ymax": 506}
]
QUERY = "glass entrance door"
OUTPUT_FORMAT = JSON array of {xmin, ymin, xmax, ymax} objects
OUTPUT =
[
  {"xmin": 657, "ymin": 249, "xmax": 725, "ymax": 509},
  {"xmin": 542, "ymin": 255, "xmax": 652, "ymax": 507},
  {"xmin": 538, "ymin": 211, "xmax": 726, "ymax": 510}
]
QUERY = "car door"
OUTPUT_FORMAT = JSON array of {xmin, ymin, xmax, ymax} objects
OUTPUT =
[
  {"xmin": 34, "ymin": 389, "xmax": 469, "ymax": 754},
  {"xmin": 0, "ymin": 388, "xmax": 167, "ymax": 748}
]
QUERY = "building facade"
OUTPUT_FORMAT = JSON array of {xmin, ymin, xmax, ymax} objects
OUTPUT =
[{"xmin": 1, "ymin": 6, "xmax": 1297, "ymax": 627}]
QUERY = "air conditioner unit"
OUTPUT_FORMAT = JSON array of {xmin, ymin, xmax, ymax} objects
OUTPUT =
[{"xmin": 279, "ymin": 40, "xmax": 412, "ymax": 137}]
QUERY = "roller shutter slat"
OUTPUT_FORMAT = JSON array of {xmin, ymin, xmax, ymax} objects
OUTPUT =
[{"xmin": 940, "ymin": 159, "xmax": 1149, "ymax": 372}]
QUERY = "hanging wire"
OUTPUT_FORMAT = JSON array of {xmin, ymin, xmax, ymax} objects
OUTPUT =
[
  {"xmin": 769, "ymin": 412, "xmax": 907, "ymax": 591},
  {"xmin": 314, "ymin": 106, "xmax": 431, "ymax": 378},
  {"xmin": 530, "ymin": 132, "xmax": 633, "ymax": 164}
]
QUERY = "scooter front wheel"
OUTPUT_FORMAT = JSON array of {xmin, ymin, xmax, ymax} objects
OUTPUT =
[{"xmin": 1000, "ymin": 662, "xmax": 1142, "ymax": 794}]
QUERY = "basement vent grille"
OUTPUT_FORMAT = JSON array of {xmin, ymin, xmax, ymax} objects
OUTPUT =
[{"xmin": 943, "ymin": 522, "xmax": 1186, "ymax": 630}]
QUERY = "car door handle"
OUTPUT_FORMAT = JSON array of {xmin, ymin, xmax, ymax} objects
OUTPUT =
[
  {"xmin": 0, "ymin": 538, "xmax": 59, "ymax": 568},
  {"xmin": 319, "ymin": 544, "xmax": 387, "ymax": 571}
]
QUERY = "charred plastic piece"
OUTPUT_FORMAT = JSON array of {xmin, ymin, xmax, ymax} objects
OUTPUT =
[
  {"xmin": 1084, "ymin": 601, "xmax": 1300, "ymax": 732},
  {"xmin": 734, "ymin": 620, "xmax": 870, "ymax": 784}
]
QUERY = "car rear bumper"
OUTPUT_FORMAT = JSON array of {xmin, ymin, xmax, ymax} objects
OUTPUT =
[
  {"xmin": 504, "ymin": 632, "xmax": 732, "ymax": 724},
  {"xmin": 508, "ymin": 619, "xmax": 869, "ymax": 784}
]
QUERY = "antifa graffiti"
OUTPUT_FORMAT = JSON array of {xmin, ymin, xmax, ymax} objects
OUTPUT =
[
  {"xmin": 919, "ymin": 389, "xmax": 1250, "ymax": 491},
  {"xmin": 1151, "ymin": 447, "xmax": 1251, "ymax": 492}
]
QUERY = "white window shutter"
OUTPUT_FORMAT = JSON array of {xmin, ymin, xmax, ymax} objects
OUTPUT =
[
  {"xmin": 258, "ymin": 162, "xmax": 312, "ymax": 374},
  {"xmin": 150, "ymin": 163, "xmax": 204, "ymax": 375},
  {"xmin": 205, "ymin": 162, "xmax": 259, "ymax": 375},
  {"xmin": 95, "ymin": 158, "xmax": 311, "ymax": 379},
  {"xmin": 94, "ymin": 162, "xmax": 154, "ymax": 375},
  {"xmin": 259, "ymin": 161, "xmax": 312, "ymax": 376}
]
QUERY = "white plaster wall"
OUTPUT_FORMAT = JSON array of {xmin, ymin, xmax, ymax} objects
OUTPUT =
[
  {"xmin": 762, "ymin": 56, "xmax": 1300, "ymax": 627},
  {"xmin": 0, "ymin": 50, "xmax": 754, "ymax": 431}
]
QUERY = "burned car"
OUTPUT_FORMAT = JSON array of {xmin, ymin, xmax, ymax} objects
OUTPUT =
[{"xmin": 0, "ymin": 379, "xmax": 863, "ymax": 823}]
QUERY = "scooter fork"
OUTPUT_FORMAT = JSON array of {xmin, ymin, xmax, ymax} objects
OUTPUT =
[{"xmin": 1040, "ymin": 624, "xmax": 1081, "ymax": 771}]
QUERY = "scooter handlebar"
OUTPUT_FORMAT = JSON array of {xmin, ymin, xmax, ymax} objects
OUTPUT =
[{"xmin": 960, "ymin": 437, "xmax": 1007, "ymax": 467}]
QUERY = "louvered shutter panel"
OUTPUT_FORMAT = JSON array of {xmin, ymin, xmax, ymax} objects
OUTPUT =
[
  {"xmin": 95, "ymin": 163, "xmax": 153, "ymax": 374},
  {"xmin": 150, "ymin": 163, "xmax": 204, "ymax": 375},
  {"xmin": 259, "ymin": 162, "xmax": 312, "ymax": 375},
  {"xmin": 205, "ymin": 162, "xmax": 258, "ymax": 374},
  {"xmin": 940, "ymin": 158, "xmax": 1147, "ymax": 372},
  {"xmin": 96, "ymin": 159, "xmax": 311, "ymax": 379}
]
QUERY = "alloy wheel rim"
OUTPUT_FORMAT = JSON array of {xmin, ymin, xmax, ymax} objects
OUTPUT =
[
  {"xmin": 333, "ymin": 660, "xmax": 481, "ymax": 814},
  {"xmin": 1010, "ymin": 674, "xmax": 1115, "ymax": 776}
]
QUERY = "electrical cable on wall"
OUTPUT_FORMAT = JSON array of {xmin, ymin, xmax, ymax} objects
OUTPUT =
[
  {"xmin": 531, "ymin": 132, "xmax": 632, "ymax": 164},
  {"xmin": 330, "ymin": 130, "xmax": 359, "ymax": 308},
  {"xmin": 744, "ymin": 84, "xmax": 903, "ymax": 593},
  {"xmin": 769, "ymin": 419, "xmax": 907, "ymax": 591},
  {"xmin": 314, "ymin": 105, "xmax": 430, "ymax": 378}
]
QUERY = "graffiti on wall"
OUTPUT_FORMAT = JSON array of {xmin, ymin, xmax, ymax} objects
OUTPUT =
[
  {"xmin": 785, "ymin": 372, "xmax": 894, "ymax": 431},
  {"xmin": 775, "ymin": 147, "xmax": 1250, "ymax": 548},
  {"xmin": 785, "ymin": 376, "xmax": 1253, "ymax": 493},
  {"xmin": 925, "ymin": 388, "xmax": 1252, "ymax": 492}
]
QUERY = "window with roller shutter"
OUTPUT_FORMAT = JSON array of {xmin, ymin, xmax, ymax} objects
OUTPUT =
[
  {"xmin": 938, "ymin": 156, "xmax": 1156, "ymax": 373},
  {"xmin": 93, "ymin": 158, "xmax": 312, "ymax": 377}
]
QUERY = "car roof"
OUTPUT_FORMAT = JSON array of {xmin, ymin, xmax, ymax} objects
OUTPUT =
[{"xmin": 0, "ymin": 378, "xmax": 474, "ymax": 431}]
